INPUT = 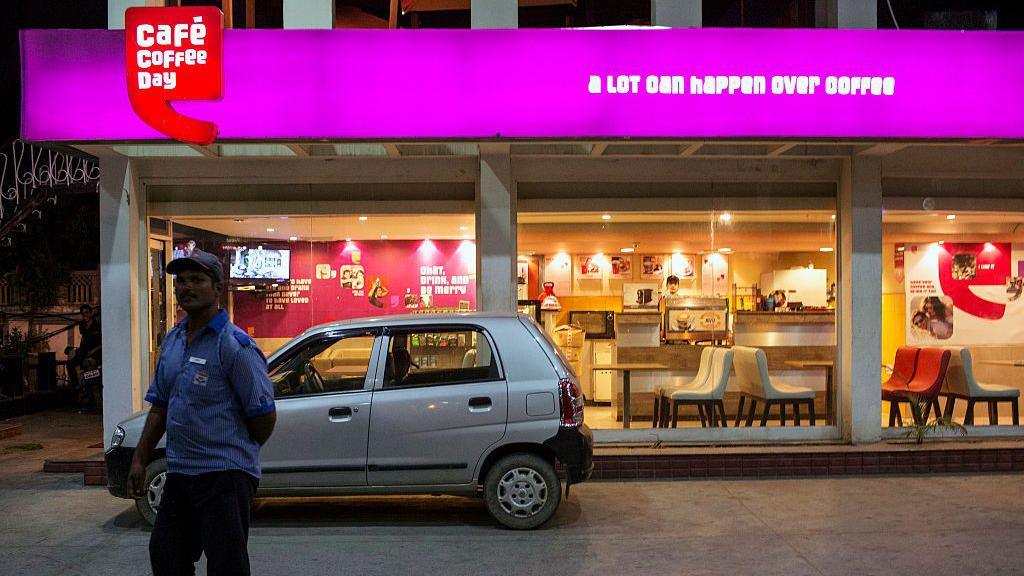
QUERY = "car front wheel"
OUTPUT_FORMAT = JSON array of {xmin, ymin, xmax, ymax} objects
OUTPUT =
[
  {"xmin": 483, "ymin": 453, "xmax": 561, "ymax": 530},
  {"xmin": 135, "ymin": 458, "xmax": 167, "ymax": 526}
]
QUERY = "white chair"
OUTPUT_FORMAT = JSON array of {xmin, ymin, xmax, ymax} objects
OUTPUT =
[
  {"xmin": 732, "ymin": 346, "xmax": 816, "ymax": 426},
  {"xmin": 942, "ymin": 347, "xmax": 1019, "ymax": 426},
  {"xmin": 653, "ymin": 347, "xmax": 713, "ymax": 427},
  {"xmin": 664, "ymin": 347, "xmax": 734, "ymax": 428}
]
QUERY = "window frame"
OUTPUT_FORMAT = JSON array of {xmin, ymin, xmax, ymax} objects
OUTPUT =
[
  {"xmin": 268, "ymin": 328, "xmax": 382, "ymax": 400},
  {"xmin": 374, "ymin": 324, "xmax": 505, "ymax": 392}
]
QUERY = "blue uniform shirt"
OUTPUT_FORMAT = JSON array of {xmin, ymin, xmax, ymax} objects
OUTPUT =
[{"xmin": 145, "ymin": 310, "xmax": 276, "ymax": 478}]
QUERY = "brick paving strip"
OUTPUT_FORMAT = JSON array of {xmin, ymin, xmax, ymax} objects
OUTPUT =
[{"xmin": 42, "ymin": 439, "xmax": 1024, "ymax": 487}]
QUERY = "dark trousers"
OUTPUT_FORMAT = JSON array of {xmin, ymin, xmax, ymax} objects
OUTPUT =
[{"xmin": 150, "ymin": 470, "xmax": 259, "ymax": 576}]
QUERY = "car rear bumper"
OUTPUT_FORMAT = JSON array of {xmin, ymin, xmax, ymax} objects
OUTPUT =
[
  {"xmin": 544, "ymin": 424, "xmax": 594, "ymax": 485},
  {"xmin": 104, "ymin": 446, "xmax": 134, "ymax": 499}
]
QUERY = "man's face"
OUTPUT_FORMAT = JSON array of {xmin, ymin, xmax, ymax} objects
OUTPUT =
[
  {"xmin": 174, "ymin": 269, "xmax": 220, "ymax": 313},
  {"xmin": 667, "ymin": 282, "xmax": 679, "ymax": 295},
  {"xmin": 81, "ymin": 307, "xmax": 93, "ymax": 320}
]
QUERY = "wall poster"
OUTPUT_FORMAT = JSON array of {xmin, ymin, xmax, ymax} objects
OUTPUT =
[
  {"xmin": 641, "ymin": 255, "xmax": 667, "ymax": 280},
  {"xmin": 904, "ymin": 242, "xmax": 1024, "ymax": 345}
]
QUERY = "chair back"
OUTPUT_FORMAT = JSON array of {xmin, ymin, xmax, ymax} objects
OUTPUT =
[
  {"xmin": 906, "ymin": 347, "xmax": 951, "ymax": 398},
  {"xmin": 942, "ymin": 346, "xmax": 971, "ymax": 396},
  {"xmin": 706, "ymin": 348, "xmax": 734, "ymax": 399},
  {"xmin": 690, "ymin": 346, "xmax": 715, "ymax": 388},
  {"xmin": 888, "ymin": 346, "xmax": 919, "ymax": 387},
  {"xmin": 732, "ymin": 346, "xmax": 769, "ymax": 398}
]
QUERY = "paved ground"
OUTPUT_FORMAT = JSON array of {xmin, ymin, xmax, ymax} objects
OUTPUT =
[{"xmin": 3, "ymin": 411, "xmax": 1024, "ymax": 575}]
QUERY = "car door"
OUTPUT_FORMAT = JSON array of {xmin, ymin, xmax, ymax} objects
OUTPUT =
[
  {"xmin": 366, "ymin": 326, "xmax": 508, "ymax": 486},
  {"xmin": 259, "ymin": 330, "xmax": 381, "ymax": 488}
]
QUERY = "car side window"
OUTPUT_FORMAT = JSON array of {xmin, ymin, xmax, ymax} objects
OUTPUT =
[
  {"xmin": 383, "ymin": 329, "xmax": 499, "ymax": 389},
  {"xmin": 269, "ymin": 333, "xmax": 376, "ymax": 398}
]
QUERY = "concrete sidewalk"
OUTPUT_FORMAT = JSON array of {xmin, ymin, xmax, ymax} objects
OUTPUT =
[{"xmin": 4, "ymin": 411, "xmax": 1024, "ymax": 575}]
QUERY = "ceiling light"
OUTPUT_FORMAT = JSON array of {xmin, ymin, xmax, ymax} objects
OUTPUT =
[
  {"xmin": 266, "ymin": 228, "xmax": 275, "ymax": 233},
  {"xmin": 896, "ymin": 246, "xmax": 905, "ymax": 252},
  {"xmin": 620, "ymin": 247, "xmax": 635, "ymax": 253},
  {"xmin": 719, "ymin": 212, "xmax": 732, "ymax": 222},
  {"xmin": 938, "ymin": 241, "xmax": 945, "ymax": 245},
  {"xmin": 819, "ymin": 247, "xmax": 834, "ymax": 252},
  {"xmin": 717, "ymin": 247, "xmax": 733, "ymax": 253},
  {"xmin": 459, "ymin": 226, "xmax": 469, "ymax": 231},
  {"xmin": 946, "ymin": 214, "xmax": 956, "ymax": 220},
  {"xmin": 831, "ymin": 214, "xmax": 836, "ymax": 220},
  {"xmin": 359, "ymin": 216, "xmax": 368, "ymax": 222},
  {"xmin": 289, "ymin": 236, "xmax": 298, "ymax": 241},
  {"xmin": 233, "ymin": 218, "xmax": 245, "ymax": 223},
  {"xmin": 380, "ymin": 234, "xmax": 388, "ymax": 240},
  {"xmin": 345, "ymin": 237, "xmax": 352, "ymax": 242},
  {"xmin": 601, "ymin": 214, "xmax": 612, "ymax": 220}
]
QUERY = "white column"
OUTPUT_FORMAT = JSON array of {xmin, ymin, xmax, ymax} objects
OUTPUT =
[
  {"xmin": 839, "ymin": 156, "xmax": 882, "ymax": 444},
  {"xmin": 283, "ymin": 0, "xmax": 334, "ymax": 29},
  {"xmin": 475, "ymin": 144, "xmax": 517, "ymax": 312},
  {"xmin": 817, "ymin": 0, "xmax": 877, "ymax": 28},
  {"xmin": 652, "ymin": 0, "xmax": 701, "ymax": 27},
  {"xmin": 471, "ymin": 0, "xmax": 517, "ymax": 29},
  {"xmin": 99, "ymin": 156, "xmax": 146, "ymax": 448}
]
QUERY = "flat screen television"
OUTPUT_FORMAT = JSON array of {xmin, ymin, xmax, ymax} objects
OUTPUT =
[{"xmin": 229, "ymin": 246, "xmax": 290, "ymax": 280}]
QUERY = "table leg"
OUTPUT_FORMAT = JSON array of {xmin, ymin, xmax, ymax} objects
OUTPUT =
[
  {"xmin": 825, "ymin": 366, "xmax": 834, "ymax": 426},
  {"xmin": 623, "ymin": 370, "xmax": 631, "ymax": 429}
]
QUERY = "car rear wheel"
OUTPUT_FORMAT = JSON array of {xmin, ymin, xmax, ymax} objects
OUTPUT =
[
  {"xmin": 483, "ymin": 453, "xmax": 561, "ymax": 530},
  {"xmin": 135, "ymin": 458, "xmax": 167, "ymax": 526}
]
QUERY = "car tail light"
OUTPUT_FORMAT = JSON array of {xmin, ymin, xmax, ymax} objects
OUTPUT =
[{"xmin": 558, "ymin": 377, "xmax": 584, "ymax": 428}]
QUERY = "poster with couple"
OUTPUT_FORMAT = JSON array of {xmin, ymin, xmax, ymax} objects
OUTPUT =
[{"xmin": 904, "ymin": 242, "xmax": 1024, "ymax": 345}]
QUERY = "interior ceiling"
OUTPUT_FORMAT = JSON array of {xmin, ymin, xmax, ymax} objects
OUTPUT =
[{"xmin": 883, "ymin": 210, "xmax": 1024, "ymax": 243}]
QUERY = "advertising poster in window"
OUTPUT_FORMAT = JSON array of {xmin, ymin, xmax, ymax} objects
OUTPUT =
[
  {"xmin": 904, "ymin": 242, "xmax": 1024, "ymax": 345},
  {"xmin": 609, "ymin": 255, "xmax": 633, "ymax": 279},
  {"xmin": 231, "ymin": 239, "xmax": 476, "ymax": 338},
  {"xmin": 543, "ymin": 253, "xmax": 572, "ymax": 296},
  {"xmin": 701, "ymin": 254, "xmax": 729, "ymax": 297},
  {"xmin": 641, "ymin": 255, "xmax": 667, "ymax": 280},
  {"xmin": 576, "ymin": 255, "xmax": 603, "ymax": 280}
]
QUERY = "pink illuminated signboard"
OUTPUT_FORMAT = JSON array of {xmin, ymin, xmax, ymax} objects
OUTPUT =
[{"xmin": 19, "ymin": 27, "xmax": 1024, "ymax": 141}]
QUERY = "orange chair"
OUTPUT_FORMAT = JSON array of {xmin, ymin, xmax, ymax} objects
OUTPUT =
[{"xmin": 883, "ymin": 347, "xmax": 950, "ymax": 426}]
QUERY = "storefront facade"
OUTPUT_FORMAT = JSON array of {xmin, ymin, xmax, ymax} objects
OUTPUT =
[{"xmin": 20, "ymin": 1, "xmax": 1024, "ymax": 448}]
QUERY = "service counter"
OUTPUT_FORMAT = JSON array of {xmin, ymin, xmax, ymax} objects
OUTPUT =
[{"xmin": 733, "ymin": 311, "xmax": 836, "ymax": 347}]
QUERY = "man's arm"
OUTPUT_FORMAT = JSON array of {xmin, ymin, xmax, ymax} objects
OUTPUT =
[
  {"xmin": 126, "ymin": 405, "xmax": 167, "ymax": 497},
  {"xmin": 246, "ymin": 411, "xmax": 276, "ymax": 446}
]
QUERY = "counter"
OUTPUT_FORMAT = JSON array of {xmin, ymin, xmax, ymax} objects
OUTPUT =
[{"xmin": 733, "ymin": 311, "xmax": 836, "ymax": 347}]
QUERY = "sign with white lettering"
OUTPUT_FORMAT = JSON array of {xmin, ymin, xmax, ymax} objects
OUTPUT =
[
  {"xmin": 19, "ymin": 27, "xmax": 1024, "ymax": 141},
  {"xmin": 124, "ymin": 7, "xmax": 223, "ymax": 144}
]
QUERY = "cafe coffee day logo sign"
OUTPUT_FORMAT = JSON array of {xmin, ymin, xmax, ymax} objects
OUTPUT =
[{"xmin": 125, "ymin": 7, "xmax": 223, "ymax": 145}]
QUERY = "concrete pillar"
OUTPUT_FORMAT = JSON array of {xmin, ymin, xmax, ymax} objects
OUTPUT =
[
  {"xmin": 839, "ymin": 156, "xmax": 882, "ymax": 444},
  {"xmin": 471, "ymin": 0, "xmax": 517, "ymax": 29},
  {"xmin": 817, "ymin": 0, "xmax": 877, "ymax": 29},
  {"xmin": 99, "ymin": 157, "xmax": 146, "ymax": 448},
  {"xmin": 283, "ymin": 0, "xmax": 334, "ymax": 29},
  {"xmin": 475, "ymin": 144, "xmax": 517, "ymax": 312},
  {"xmin": 108, "ymin": 0, "xmax": 161, "ymax": 30},
  {"xmin": 652, "ymin": 0, "xmax": 701, "ymax": 27}
]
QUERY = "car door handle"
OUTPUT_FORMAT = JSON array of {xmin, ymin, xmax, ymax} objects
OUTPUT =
[
  {"xmin": 468, "ymin": 397, "xmax": 492, "ymax": 412},
  {"xmin": 329, "ymin": 407, "xmax": 355, "ymax": 422}
]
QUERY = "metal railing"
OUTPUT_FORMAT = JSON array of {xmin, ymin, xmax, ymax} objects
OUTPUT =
[{"xmin": 0, "ymin": 270, "xmax": 98, "ymax": 308}]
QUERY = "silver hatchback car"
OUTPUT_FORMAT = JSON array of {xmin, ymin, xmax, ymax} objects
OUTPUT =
[{"xmin": 105, "ymin": 313, "xmax": 593, "ymax": 529}]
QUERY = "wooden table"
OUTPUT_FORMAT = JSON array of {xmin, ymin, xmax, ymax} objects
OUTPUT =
[
  {"xmin": 978, "ymin": 360, "xmax": 1024, "ymax": 367},
  {"xmin": 785, "ymin": 360, "xmax": 835, "ymax": 425},
  {"xmin": 590, "ymin": 363, "xmax": 669, "ymax": 429}
]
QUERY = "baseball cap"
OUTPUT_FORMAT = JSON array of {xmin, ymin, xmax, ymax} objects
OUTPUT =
[{"xmin": 167, "ymin": 249, "xmax": 224, "ymax": 283}]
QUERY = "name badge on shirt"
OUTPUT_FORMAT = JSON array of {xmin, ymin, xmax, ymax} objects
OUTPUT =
[
  {"xmin": 189, "ymin": 356, "xmax": 207, "ymax": 365},
  {"xmin": 193, "ymin": 370, "xmax": 209, "ymax": 387}
]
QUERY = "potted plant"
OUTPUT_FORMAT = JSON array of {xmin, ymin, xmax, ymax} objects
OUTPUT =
[{"xmin": 900, "ymin": 395, "xmax": 968, "ymax": 444}]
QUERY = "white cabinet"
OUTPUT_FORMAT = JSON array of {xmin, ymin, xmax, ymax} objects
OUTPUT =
[{"xmin": 591, "ymin": 341, "xmax": 615, "ymax": 403}]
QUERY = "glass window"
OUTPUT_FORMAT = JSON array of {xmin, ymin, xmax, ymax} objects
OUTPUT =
[
  {"xmin": 383, "ymin": 329, "xmax": 499, "ymax": 389},
  {"xmin": 518, "ymin": 186, "xmax": 838, "ymax": 431},
  {"xmin": 270, "ymin": 333, "xmax": 376, "ymax": 398},
  {"xmin": 882, "ymin": 210, "xmax": 1024, "ymax": 428}
]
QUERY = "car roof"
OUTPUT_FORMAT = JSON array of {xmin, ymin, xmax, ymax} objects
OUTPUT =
[{"xmin": 296, "ymin": 312, "xmax": 525, "ymax": 338}]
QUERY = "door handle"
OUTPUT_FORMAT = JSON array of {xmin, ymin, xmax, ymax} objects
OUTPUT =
[
  {"xmin": 468, "ymin": 396, "xmax": 492, "ymax": 412},
  {"xmin": 329, "ymin": 406, "xmax": 354, "ymax": 422}
]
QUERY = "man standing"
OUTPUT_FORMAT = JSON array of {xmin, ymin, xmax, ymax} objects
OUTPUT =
[{"xmin": 127, "ymin": 250, "xmax": 276, "ymax": 576}]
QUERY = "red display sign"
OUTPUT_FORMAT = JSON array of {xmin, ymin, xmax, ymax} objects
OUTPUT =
[{"xmin": 124, "ymin": 7, "xmax": 223, "ymax": 144}]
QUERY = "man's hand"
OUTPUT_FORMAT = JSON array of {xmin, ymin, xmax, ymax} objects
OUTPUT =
[{"xmin": 127, "ymin": 460, "xmax": 147, "ymax": 498}]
